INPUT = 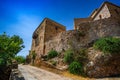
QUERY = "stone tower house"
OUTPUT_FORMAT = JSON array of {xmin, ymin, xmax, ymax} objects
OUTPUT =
[
  {"xmin": 74, "ymin": 1, "xmax": 120, "ymax": 30},
  {"xmin": 31, "ymin": 18, "xmax": 66, "ymax": 57}
]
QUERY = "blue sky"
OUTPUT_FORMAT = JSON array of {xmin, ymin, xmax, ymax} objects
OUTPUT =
[{"xmin": 0, "ymin": 0, "xmax": 120, "ymax": 57}]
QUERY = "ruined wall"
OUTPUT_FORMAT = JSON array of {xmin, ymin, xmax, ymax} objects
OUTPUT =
[
  {"xmin": 78, "ymin": 17, "xmax": 120, "ymax": 43},
  {"xmin": 74, "ymin": 18, "xmax": 91, "ymax": 30},
  {"xmin": 44, "ymin": 30, "xmax": 85, "ymax": 55},
  {"xmin": 93, "ymin": 4, "xmax": 111, "ymax": 21}
]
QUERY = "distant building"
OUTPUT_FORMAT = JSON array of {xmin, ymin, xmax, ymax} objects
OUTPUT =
[
  {"xmin": 74, "ymin": 1, "xmax": 120, "ymax": 30},
  {"xmin": 31, "ymin": 18, "xmax": 66, "ymax": 56}
]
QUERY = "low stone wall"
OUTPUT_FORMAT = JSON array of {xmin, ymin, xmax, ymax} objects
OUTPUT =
[{"xmin": 9, "ymin": 69, "xmax": 25, "ymax": 80}]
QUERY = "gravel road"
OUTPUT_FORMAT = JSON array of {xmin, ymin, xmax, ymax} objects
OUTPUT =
[{"xmin": 18, "ymin": 64, "xmax": 72, "ymax": 80}]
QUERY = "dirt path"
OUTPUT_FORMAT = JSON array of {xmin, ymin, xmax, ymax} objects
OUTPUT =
[
  {"xmin": 18, "ymin": 64, "xmax": 120, "ymax": 80},
  {"xmin": 18, "ymin": 64, "xmax": 73, "ymax": 80}
]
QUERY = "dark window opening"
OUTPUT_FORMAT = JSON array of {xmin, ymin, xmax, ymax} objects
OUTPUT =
[
  {"xmin": 115, "ymin": 9, "xmax": 119, "ymax": 15},
  {"xmin": 55, "ymin": 26, "xmax": 58, "ymax": 31},
  {"xmin": 99, "ymin": 15, "xmax": 102, "ymax": 19}
]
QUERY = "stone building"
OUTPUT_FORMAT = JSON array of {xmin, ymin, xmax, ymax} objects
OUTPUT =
[
  {"xmin": 31, "ymin": 18, "xmax": 66, "ymax": 57},
  {"xmin": 29, "ymin": 2, "xmax": 120, "ymax": 77},
  {"xmin": 30, "ymin": 1, "xmax": 120, "ymax": 58},
  {"xmin": 74, "ymin": 1, "xmax": 120, "ymax": 30}
]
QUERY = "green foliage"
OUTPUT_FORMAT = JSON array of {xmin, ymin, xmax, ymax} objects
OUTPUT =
[
  {"xmin": 69, "ymin": 61, "xmax": 83, "ymax": 75},
  {"xmin": 0, "ymin": 58, "xmax": 5, "ymax": 66},
  {"xmin": 64, "ymin": 49, "xmax": 74, "ymax": 64},
  {"xmin": 78, "ymin": 30, "xmax": 85, "ymax": 36},
  {"xmin": 74, "ymin": 48, "xmax": 88, "ymax": 63},
  {"xmin": 15, "ymin": 56, "xmax": 25, "ymax": 64},
  {"xmin": 50, "ymin": 60, "xmax": 57, "ymax": 66},
  {"xmin": 0, "ymin": 32, "xmax": 24, "ymax": 66},
  {"xmin": 47, "ymin": 50, "xmax": 58, "ymax": 59},
  {"xmin": 93, "ymin": 37, "xmax": 120, "ymax": 54}
]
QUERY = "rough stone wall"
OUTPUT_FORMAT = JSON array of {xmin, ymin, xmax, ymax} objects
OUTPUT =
[
  {"xmin": 86, "ymin": 47, "xmax": 120, "ymax": 77},
  {"xmin": 107, "ymin": 3, "xmax": 120, "ymax": 20},
  {"xmin": 78, "ymin": 17, "xmax": 120, "ymax": 43},
  {"xmin": 44, "ymin": 19, "xmax": 66, "ymax": 55},
  {"xmin": 45, "ymin": 19, "xmax": 66, "ymax": 42},
  {"xmin": 31, "ymin": 20, "xmax": 46, "ymax": 56},
  {"xmin": 44, "ymin": 30, "xmax": 85, "ymax": 55},
  {"xmin": 93, "ymin": 4, "xmax": 111, "ymax": 21},
  {"xmin": 74, "ymin": 18, "xmax": 91, "ymax": 30}
]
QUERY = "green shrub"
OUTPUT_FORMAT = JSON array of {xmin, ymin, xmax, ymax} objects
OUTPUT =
[
  {"xmin": 15, "ymin": 56, "xmax": 25, "ymax": 64},
  {"xmin": 47, "ymin": 50, "xmax": 58, "ymax": 59},
  {"xmin": 50, "ymin": 60, "xmax": 57, "ymax": 66},
  {"xmin": 0, "ymin": 58, "xmax": 5, "ymax": 66},
  {"xmin": 78, "ymin": 30, "xmax": 85, "ymax": 36},
  {"xmin": 74, "ymin": 49, "xmax": 87, "ymax": 62},
  {"xmin": 64, "ymin": 49, "xmax": 74, "ymax": 64},
  {"xmin": 69, "ymin": 61, "xmax": 83, "ymax": 75},
  {"xmin": 93, "ymin": 37, "xmax": 120, "ymax": 54},
  {"xmin": 31, "ymin": 51, "xmax": 36, "ymax": 60}
]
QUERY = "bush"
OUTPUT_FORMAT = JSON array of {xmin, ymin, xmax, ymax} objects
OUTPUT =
[
  {"xmin": 15, "ymin": 56, "xmax": 25, "ymax": 64},
  {"xmin": 74, "ymin": 48, "xmax": 88, "ymax": 63},
  {"xmin": 64, "ymin": 49, "xmax": 74, "ymax": 64},
  {"xmin": 93, "ymin": 37, "xmax": 120, "ymax": 54},
  {"xmin": 47, "ymin": 50, "xmax": 58, "ymax": 59},
  {"xmin": 69, "ymin": 61, "xmax": 83, "ymax": 75},
  {"xmin": 31, "ymin": 51, "xmax": 36, "ymax": 60},
  {"xmin": 50, "ymin": 60, "xmax": 57, "ymax": 66}
]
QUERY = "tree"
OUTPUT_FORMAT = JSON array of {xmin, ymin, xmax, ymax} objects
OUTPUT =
[{"xmin": 0, "ymin": 32, "xmax": 24, "ymax": 66}]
